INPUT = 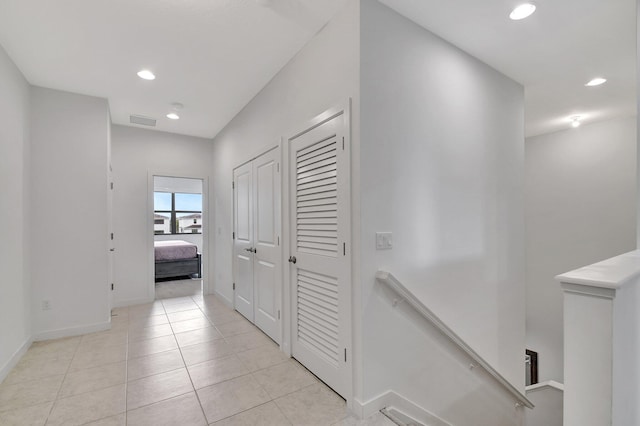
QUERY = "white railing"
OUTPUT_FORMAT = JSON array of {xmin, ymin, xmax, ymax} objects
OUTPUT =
[
  {"xmin": 556, "ymin": 250, "xmax": 640, "ymax": 426},
  {"xmin": 524, "ymin": 381, "xmax": 563, "ymax": 426},
  {"xmin": 375, "ymin": 270, "xmax": 534, "ymax": 410}
]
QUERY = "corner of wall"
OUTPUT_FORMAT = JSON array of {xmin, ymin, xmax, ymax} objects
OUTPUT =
[{"xmin": 0, "ymin": 336, "xmax": 33, "ymax": 384}]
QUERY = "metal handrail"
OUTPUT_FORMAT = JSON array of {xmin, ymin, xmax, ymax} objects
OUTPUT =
[{"xmin": 376, "ymin": 270, "xmax": 534, "ymax": 409}]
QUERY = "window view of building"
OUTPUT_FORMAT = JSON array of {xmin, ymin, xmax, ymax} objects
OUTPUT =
[{"xmin": 154, "ymin": 192, "xmax": 202, "ymax": 234}]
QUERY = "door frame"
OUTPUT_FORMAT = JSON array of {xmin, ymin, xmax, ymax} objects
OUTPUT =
[
  {"xmin": 282, "ymin": 99, "xmax": 353, "ymax": 405},
  {"xmin": 147, "ymin": 171, "xmax": 210, "ymax": 300},
  {"xmin": 232, "ymin": 144, "xmax": 283, "ymax": 344}
]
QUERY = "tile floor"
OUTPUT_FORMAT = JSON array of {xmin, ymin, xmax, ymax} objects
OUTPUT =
[
  {"xmin": 0, "ymin": 293, "xmax": 394, "ymax": 426},
  {"xmin": 155, "ymin": 278, "xmax": 202, "ymax": 300}
]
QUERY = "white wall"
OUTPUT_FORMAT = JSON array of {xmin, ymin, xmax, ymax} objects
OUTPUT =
[
  {"xmin": 0, "ymin": 45, "xmax": 31, "ymax": 381},
  {"xmin": 210, "ymin": 0, "xmax": 360, "ymax": 307},
  {"xmin": 111, "ymin": 125, "xmax": 212, "ymax": 306},
  {"xmin": 359, "ymin": 0, "xmax": 525, "ymax": 413},
  {"xmin": 30, "ymin": 87, "xmax": 111, "ymax": 339},
  {"xmin": 525, "ymin": 116, "xmax": 637, "ymax": 383}
]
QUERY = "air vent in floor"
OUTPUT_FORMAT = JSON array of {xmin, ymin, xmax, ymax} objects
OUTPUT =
[{"xmin": 381, "ymin": 408, "xmax": 425, "ymax": 426}]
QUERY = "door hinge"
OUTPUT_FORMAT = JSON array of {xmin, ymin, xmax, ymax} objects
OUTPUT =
[
  {"xmin": 277, "ymin": 163, "xmax": 280, "ymax": 173},
  {"xmin": 343, "ymin": 242, "xmax": 346, "ymax": 256},
  {"xmin": 233, "ymin": 232, "xmax": 235, "ymax": 240},
  {"xmin": 278, "ymin": 310, "xmax": 281, "ymax": 320},
  {"xmin": 344, "ymin": 348, "xmax": 347, "ymax": 362},
  {"xmin": 111, "ymin": 283, "xmax": 114, "ymax": 291},
  {"xmin": 232, "ymin": 181, "xmax": 235, "ymax": 189},
  {"xmin": 277, "ymin": 236, "xmax": 280, "ymax": 246},
  {"xmin": 110, "ymin": 182, "xmax": 113, "ymax": 190},
  {"xmin": 342, "ymin": 136, "xmax": 345, "ymax": 150},
  {"xmin": 233, "ymin": 282, "xmax": 236, "ymax": 290},
  {"xmin": 111, "ymin": 233, "xmax": 114, "ymax": 240}
]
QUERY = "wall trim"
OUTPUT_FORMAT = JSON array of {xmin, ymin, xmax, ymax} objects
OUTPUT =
[
  {"xmin": 214, "ymin": 290, "xmax": 233, "ymax": 308},
  {"xmin": 0, "ymin": 336, "xmax": 33, "ymax": 384},
  {"xmin": 33, "ymin": 319, "xmax": 111, "ymax": 342},
  {"xmin": 355, "ymin": 390, "xmax": 451, "ymax": 426}
]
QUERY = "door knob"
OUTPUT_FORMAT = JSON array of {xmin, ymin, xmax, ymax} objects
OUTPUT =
[
  {"xmin": 288, "ymin": 256, "xmax": 297, "ymax": 264},
  {"xmin": 245, "ymin": 248, "xmax": 252, "ymax": 252}
]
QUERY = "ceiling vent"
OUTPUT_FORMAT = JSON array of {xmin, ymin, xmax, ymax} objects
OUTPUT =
[{"xmin": 130, "ymin": 115, "xmax": 156, "ymax": 127}]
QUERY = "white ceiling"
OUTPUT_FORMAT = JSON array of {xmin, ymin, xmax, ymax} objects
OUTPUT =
[
  {"xmin": 380, "ymin": 0, "xmax": 636, "ymax": 137},
  {"xmin": 0, "ymin": 0, "xmax": 347, "ymax": 138},
  {"xmin": 0, "ymin": 0, "xmax": 635, "ymax": 139}
]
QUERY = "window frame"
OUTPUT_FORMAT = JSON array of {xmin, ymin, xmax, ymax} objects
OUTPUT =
[{"xmin": 153, "ymin": 191, "xmax": 202, "ymax": 235}]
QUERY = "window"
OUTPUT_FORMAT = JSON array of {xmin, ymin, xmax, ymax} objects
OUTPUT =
[{"xmin": 154, "ymin": 192, "xmax": 202, "ymax": 234}]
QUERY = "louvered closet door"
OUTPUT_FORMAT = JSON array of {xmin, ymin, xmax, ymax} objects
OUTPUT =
[
  {"xmin": 233, "ymin": 162, "xmax": 254, "ymax": 321},
  {"xmin": 289, "ymin": 110, "xmax": 350, "ymax": 398}
]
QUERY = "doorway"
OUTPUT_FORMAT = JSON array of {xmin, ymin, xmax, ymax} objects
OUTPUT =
[
  {"xmin": 233, "ymin": 147, "xmax": 282, "ymax": 344},
  {"xmin": 285, "ymin": 104, "xmax": 352, "ymax": 399},
  {"xmin": 152, "ymin": 175, "xmax": 205, "ymax": 300}
]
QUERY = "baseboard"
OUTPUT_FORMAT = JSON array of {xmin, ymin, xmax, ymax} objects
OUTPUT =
[
  {"xmin": 356, "ymin": 390, "xmax": 451, "ymax": 426},
  {"xmin": 33, "ymin": 320, "xmax": 111, "ymax": 342},
  {"xmin": 354, "ymin": 391, "xmax": 395, "ymax": 419},
  {"xmin": 214, "ymin": 290, "xmax": 233, "ymax": 308},
  {"xmin": 0, "ymin": 336, "xmax": 33, "ymax": 384}
]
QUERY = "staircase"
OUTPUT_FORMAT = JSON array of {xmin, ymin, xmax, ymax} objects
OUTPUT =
[{"xmin": 365, "ymin": 271, "xmax": 533, "ymax": 426}]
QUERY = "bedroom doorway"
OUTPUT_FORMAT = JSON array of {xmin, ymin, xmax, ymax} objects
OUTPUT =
[{"xmin": 152, "ymin": 175, "xmax": 205, "ymax": 300}]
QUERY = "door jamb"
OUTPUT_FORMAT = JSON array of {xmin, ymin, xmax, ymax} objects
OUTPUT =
[{"xmin": 147, "ymin": 171, "xmax": 210, "ymax": 301}]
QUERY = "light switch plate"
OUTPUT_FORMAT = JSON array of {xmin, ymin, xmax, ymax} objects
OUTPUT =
[{"xmin": 376, "ymin": 232, "xmax": 393, "ymax": 250}]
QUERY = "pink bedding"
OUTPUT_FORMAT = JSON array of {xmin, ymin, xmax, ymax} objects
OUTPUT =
[{"xmin": 154, "ymin": 240, "xmax": 198, "ymax": 261}]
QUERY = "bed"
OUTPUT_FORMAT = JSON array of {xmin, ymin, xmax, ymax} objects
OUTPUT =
[{"xmin": 154, "ymin": 240, "xmax": 201, "ymax": 281}]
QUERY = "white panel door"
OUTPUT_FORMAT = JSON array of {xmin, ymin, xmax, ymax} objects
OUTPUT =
[
  {"xmin": 108, "ymin": 165, "xmax": 114, "ymax": 312},
  {"xmin": 233, "ymin": 162, "xmax": 254, "ymax": 321},
  {"xmin": 253, "ymin": 148, "xmax": 281, "ymax": 343},
  {"xmin": 288, "ymin": 109, "xmax": 350, "ymax": 398}
]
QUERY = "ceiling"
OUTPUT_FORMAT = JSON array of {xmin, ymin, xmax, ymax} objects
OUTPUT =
[
  {"xmin": 0, "ymin": 0, "xmax": 635, "ymax": 139},
  {"xmin": 380, "ymin": 0, "xmax": 636, "ymax": 137},
  {"xmin": 0, "ymin": 0, "xmax": 347, "ymax": 138}
]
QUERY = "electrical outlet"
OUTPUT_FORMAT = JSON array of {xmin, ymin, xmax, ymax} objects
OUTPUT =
[{"xmin": 42, "ymin": 300, "xmax": 51, "ymax": 311}]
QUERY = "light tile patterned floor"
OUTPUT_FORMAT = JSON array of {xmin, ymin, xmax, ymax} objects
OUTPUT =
[
  {"xmin": 155, "ymin": 278, "xmax": 202, "ymax": 300},
  {"xmin": 0, "ymin": 292, "xmax": 394, "ymax": 425}
]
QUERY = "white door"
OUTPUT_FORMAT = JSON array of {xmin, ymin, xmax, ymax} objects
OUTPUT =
[
  {"xmin": 253, "ymin": 149, "xmax": 281, "ymax": 343},
  {"xmin": 108, "ymin": 164, "xmax": 114, "ymax": 313},
  {"xmin": 233, "ymin": 162, "xmax": 254, "ymax": 321},
  {"xmin": 288, "ymin": 108, "xmax": 351, "ymax": 398}
]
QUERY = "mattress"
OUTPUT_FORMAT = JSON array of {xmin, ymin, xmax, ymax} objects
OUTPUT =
[{"xmin": 154, "ymin": 240, "xmax": 198, "ymax": 261}]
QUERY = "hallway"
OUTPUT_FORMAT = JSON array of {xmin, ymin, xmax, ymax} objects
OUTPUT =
[{"xmin": 0, "ymin": 294, "xmax": 391, "ymax": 425}]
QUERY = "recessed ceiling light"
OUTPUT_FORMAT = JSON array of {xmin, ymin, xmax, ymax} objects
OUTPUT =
[
  {"xmin": 510, "ymin": 3, "xmax": 536, "ymax": 20},
  {"xmin": 570, "ymin": 116, "xmax": 582, "ymax": 128},
  {"xmin": 137, "ymin": 70, "xmax": 156, "ymax": 80},
  {"xmin": 585, "ymin": 77, "xmax": 607, "ymax": 87},
  {"xmin": 166, "ymin": 113, "xmax": 180, "ymax": 120}
]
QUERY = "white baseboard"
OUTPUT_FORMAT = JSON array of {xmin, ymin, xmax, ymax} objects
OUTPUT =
[
  {"xmin": 214, "ymin": 290, "xmax": 233, "ymax": 308},
  {"xmin": 0, "ymin": 336, "xmax": 33, "ymax": 384},
  {"xmin": 33, "ymin": 320, "xmax": 111, "ymax": 342},
  {"xmin": 355, "ymin": 390, "xmax": 451, "ymax": 426}
]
